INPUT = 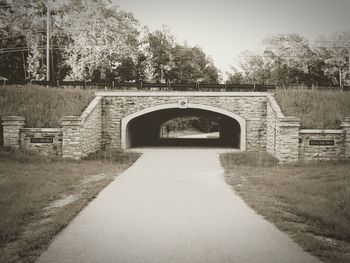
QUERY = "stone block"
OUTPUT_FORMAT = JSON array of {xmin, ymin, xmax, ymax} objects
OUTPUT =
[{"xmin": 2, "ymin": 116, "xmax": 26, "ymax": 149}]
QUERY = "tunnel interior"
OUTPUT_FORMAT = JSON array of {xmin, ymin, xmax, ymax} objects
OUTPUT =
[{"xmin": 125, "ymin": 108, "xmax": 241, "ymax": 149}]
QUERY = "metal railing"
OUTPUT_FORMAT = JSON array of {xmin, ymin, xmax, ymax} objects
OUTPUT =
[
  {"xmin": 0, "ymin": 80, "xmax": 276, "ymax": 92},
  {"xmin": 1, "ymin": 80, "xmax": 349, "ymax": 91}
]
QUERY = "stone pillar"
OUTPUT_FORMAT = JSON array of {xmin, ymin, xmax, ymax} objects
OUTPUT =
[
  {"xmin": 340, "ymin": 117, "xmax": 350, "ymax": 160},
  {"xmin": 61, "ymin": 116, "xmax": 83, "ymax": 160},
  {"xmin": 2, "ymin": 116, "xmax": 25, "ymax": 149},
  {"xmin": 276, "ymin": 117, "xmax": 300, "ymax": 164}
]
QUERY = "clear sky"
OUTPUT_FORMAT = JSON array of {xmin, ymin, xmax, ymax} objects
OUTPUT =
[{"xmin": 113, "ymin": 0, "xmax": 350, "ymax": 77}]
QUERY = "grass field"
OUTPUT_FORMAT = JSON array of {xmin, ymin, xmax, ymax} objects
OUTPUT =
[
  {"xmin": 220, "ymin": 152, "xmax": 350, "ymax": 263},
  {"xmin": 274, "ymin": 89, "xmax": 350, "ymax": 128},
  {"xmin": 0, "ymin": 148, "xmax": 140, "ymax": 263},
  {"xmin": 0, "ymin": 85, "xmax": 94, "ymax": 127}
]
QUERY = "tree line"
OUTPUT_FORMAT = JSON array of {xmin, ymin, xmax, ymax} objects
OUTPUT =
[
  {"xmin": 0, "ymin": 0, "xmax": 219, "ymax": 83},
  {"xmin": 1, "ymin": 0, "xmax": 349, "ymax": 86},
  {"xmin": 226, "ymin": 32, "xmax": 350, "ymax": 87}
]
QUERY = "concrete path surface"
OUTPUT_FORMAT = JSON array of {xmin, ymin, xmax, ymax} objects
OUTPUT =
[
  {"xmin": 37, "ymin": 150, "xmax": 322, "ymax": 263},
  {"xmin": 177, "ymin": 132, "xmax": 219, "ymax": 138}
]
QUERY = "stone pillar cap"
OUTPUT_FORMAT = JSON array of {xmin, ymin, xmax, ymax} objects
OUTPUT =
[
  {"xmin": 61, "ymin": 116, "xmax": 83, "ymax": 126},
  {"xmin": 1, "ymin": 116, "xmax": 25, "ymax": 121},
  {"xmin": 278, "ymin": 116, "xmax": 300, "ymax": 122},
  {"xmin": 341, "ymin": 117, "xmax": 350, "ymax": 122},
  {"xmin": 278, "ymin": 117, "xmax": 300, "ymax": 127},
  {"xmin": 340, "ymin": 117, "xmax": 350, "ymax": 127},
  {"xmin": 61, "ymin": 116, "xmax": 82, "ymax": 121}
]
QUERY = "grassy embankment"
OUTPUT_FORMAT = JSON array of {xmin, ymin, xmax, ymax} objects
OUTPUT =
[
  {"xmin": 0, "ymin": 85, "xmax": 94, "ymax": 127},
  {"xmin": 0, "ymin": 85, "xmax": 141, "ymax": 262},
  {"xmin": 222, "ymin": 90, "xmax": 350, "ymax": 262},
  {"xmin": 0, "ymin": 149, "xmax": 140, "ymax": 263},
  {"xmin": 274, "ymin": 89, "xmax": 350, "ymax": 129},
  {"xmin": 221, "ymin": 152, "xmax": 350, "ymax": 263}
]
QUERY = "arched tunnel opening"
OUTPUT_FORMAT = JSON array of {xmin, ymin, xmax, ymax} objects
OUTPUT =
[{"xmin": 124, "ymin": 108, "xmax": 242, "ymax": 149}]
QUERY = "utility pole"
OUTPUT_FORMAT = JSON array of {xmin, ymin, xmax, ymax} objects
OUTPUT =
[
  {"xmin": 46, "ymin": 0, "xmax": 50, "ymax": 81},
  {"xmin": 348, "ymin": 48, "xmax": 350, "ymax": 82}
]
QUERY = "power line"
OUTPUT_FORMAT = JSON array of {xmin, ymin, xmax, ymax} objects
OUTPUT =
[
  {"xmin": 0, "ymin": 45, "xmax": 62, "ymax": 54},
  {"xmin": 0, "ymin": 3, "xmax": 30, "ymax": 8},
  {"xmin": 0, "ymin": 2, "xmax": 49, "ymax": 8},
  {"xmin": 46, "ymin": 0, "xmax": 50, "ymax": 81},
  {"xmin": 0, "ymin": 31, "xmax": 45, "ymax": 40}
]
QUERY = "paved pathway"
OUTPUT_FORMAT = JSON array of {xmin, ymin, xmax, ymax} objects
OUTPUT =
[
  {"xmin": 37, "ymin": 150, "xmax": 322, "ymax": 263},
  {"xmin": 177, "ymin": 132, "xmax": 219, "ymax": 138}
]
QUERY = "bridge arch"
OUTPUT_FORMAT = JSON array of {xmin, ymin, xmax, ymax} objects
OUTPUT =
[{"xmin": 121, "ymin": 103, "xmax": 246, "ymax": 150}]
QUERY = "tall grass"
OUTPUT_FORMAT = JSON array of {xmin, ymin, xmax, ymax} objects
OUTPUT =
[
  {"xmin": 274, "ymin": 89, "xmax": 350, "ymax": 129},
  {"xmin": 0, "ymin": 85, "xmax": 94, "ymax": 127},
  {"xmin": 0, "ymin": 148, "xmax": 140, "ymax": 262},
  {"xmin": 221, "ymin": 152, "xmax": 350, "ymax": 263}
]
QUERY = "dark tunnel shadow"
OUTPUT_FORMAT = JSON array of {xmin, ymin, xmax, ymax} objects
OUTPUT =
[{"xmin": 125, "ymin": 108, "xmax": 241, "ymax": 149}]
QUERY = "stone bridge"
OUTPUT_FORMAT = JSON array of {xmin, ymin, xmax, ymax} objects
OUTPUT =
[
  {"xmin": 99, "ymin": 92, "xmax": 267, "ymax": 151},
  {"xmin": 2, "ymin": 91, "xmax": 350, "ymax": 163}
]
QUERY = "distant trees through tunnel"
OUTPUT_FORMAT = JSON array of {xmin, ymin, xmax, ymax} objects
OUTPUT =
[
  {"xmin": 124, "ymin": 108, "xmax": 241, "ymax": 149},
  {"xmin": 161, "ymin": 116, "xmax": 219, "ymax": 138}
]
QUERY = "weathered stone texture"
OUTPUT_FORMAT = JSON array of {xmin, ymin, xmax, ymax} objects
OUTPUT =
[
  {"xmin": 266, "ymin": 96, "xmax": 281, "ymax": 156},
  {"xmin": 276, "ymin": 118, "xmax": 300, "ymax": 163},
  {"xmin": 20, "ymin": 128, "xmax": 62, "ymax": 156},
  {"xmin": 340, "ymin": 117, "xmax": 350, "ymax": 160},
  {"xmin": 299, "ymin": 131, "xmax": 345, "ymax": 161},
  {"xmin": 61, "ymin": 117, "xmax": 82, "ymax": 159},
  {"xmin": 2, "ymin": 92, "xmax": 349, "ymax": 163},
  {"xmin": 2, "ymin": 116, "xmax": 25, "ymax": 149},
  {"xmin": 266, "ymin": 96, "xmax": 300, "ymax": 163},
  {"xmin": 101, "ymin": 94, "xmax": 267, "ymax": 151},
  {"xmin": 62, "ymin": 96, "xmax": 102, "ymax": 159}
]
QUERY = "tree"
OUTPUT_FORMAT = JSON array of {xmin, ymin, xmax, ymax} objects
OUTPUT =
[
  {"xmin": 230, "ymin": 33, "xmax": 327, "ymax": 86},
  {"xmin": 236, "ymin": 50, "xmax": 271, "ymax": 84},
  {"xmin": 57, "ymin": 0, "xmax": 140, "ymax": 80},
  {"xmin": 146, "ymin": 26, "xmax": 175, "ymax": 82},
  {"xmin": 0, "ymin": 0, "xmax": 220, "ymax": 83},
  {"xmin": 226, "ymin": 67, "xmax": 244, "ymax": 84},
  {"xmin": 0, "ymin": 0, "xmax": 48, "ymax": 80},
  {"xmin": 262, "ymin": 33, "xmax": 315, "ymax": 85},
  {"xmin": 313, "ymin": 31, "xmax": 350, "ymax": 86},
  {"xmin": 145, "ymin": 27, "xmax": 219, "ymax": 83}
]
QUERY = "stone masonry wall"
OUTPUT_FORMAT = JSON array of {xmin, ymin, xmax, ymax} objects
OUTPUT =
[
  {"xmin": 62, "ymin": 96, "xmax": 102, "ymax": 159},
  {"xmin": 266, "ymin": 95, "xmax": 300, "ymax": 163},
  {"xmin": 276, "ymin": 117, "xmax": 300, "ymax": 163},
  {"xmin": 266, "ymin": 95, "xmax": 283, "ymax": 156},
  {"xmin": 299, "ymin": 130, "xmax": 345, "ymax": 161},
  {"xmin": 20, "ymin": 128, "xmax": 62, "ymax": 156},
  {"xmin": 2, "ymin": 116, "xmax": 25, "ymax": 149},
  {"xmin": 99, "ymin": 92, "xmax": 268, "ymax": 151},
  {"xmin": 340, "ymin": 117, "xmax": 350, "ymax": 160},
  {"xmin": 80, "ymin": 96, "xmax": 103, "ymax": 157}
]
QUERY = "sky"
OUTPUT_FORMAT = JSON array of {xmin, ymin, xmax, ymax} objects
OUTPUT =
[{"xmin": 113, "ymin": 0, "xmax": 350, "ymax": 78}]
